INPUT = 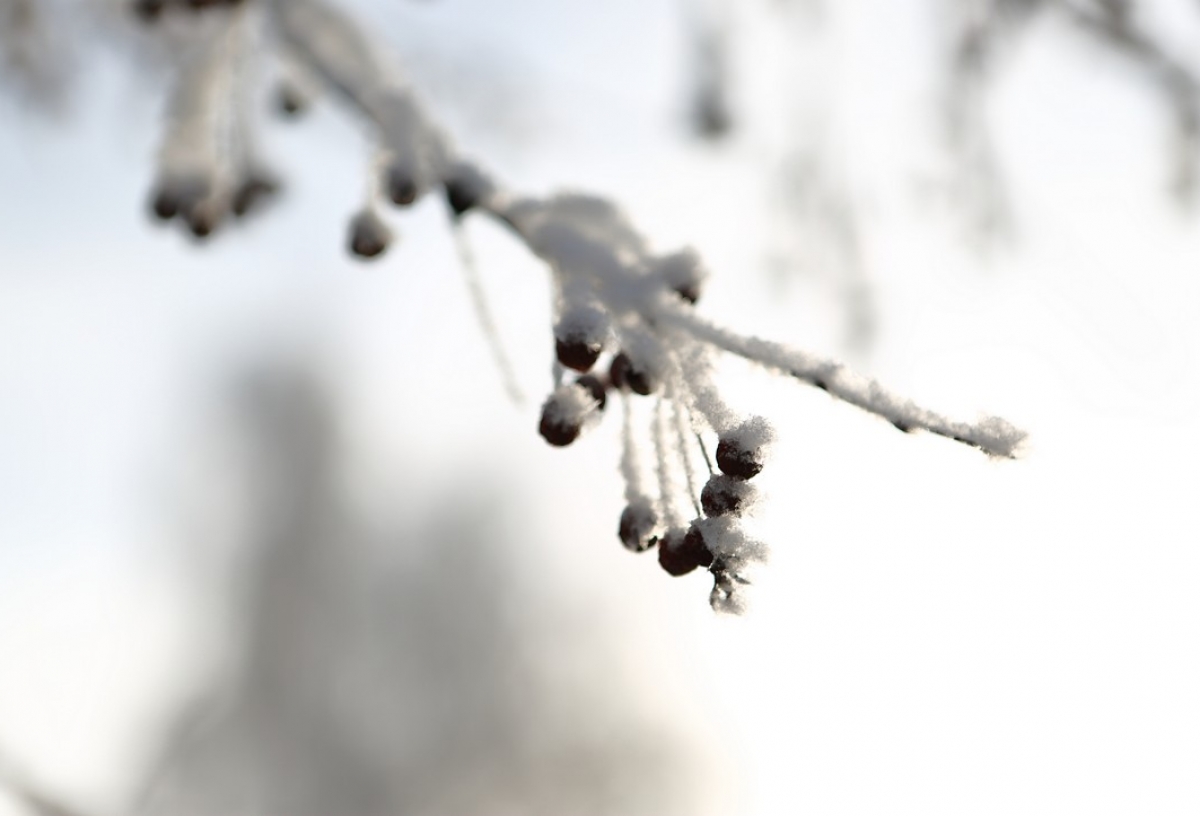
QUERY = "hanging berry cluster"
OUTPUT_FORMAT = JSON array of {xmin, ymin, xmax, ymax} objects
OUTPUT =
[{"xmin": 131, "ymin": 0, "xmax": 1026, "ymax": 612}]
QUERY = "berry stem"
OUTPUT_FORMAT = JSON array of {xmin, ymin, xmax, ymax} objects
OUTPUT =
[{"xmin": 450, "ymin": 221, "xmax": 525, "ymax": 405}]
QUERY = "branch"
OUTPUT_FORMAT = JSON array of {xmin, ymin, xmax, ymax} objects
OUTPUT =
[{"xmin": 137, "ymin": 0, "xmax": 1026, "ymax": 612}]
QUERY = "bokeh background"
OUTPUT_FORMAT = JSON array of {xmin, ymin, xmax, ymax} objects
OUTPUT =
[{"xmin": 1, "ymin": 1, "xmax": 1198, "ymax": 814}]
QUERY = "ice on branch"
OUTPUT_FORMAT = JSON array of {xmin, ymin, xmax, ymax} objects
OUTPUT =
[{"xmin": 130, "ymin": 0, "xmax": 1026, "ymax": 613}]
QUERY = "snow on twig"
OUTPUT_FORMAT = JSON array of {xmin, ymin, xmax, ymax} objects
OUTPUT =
[{"xmin": 133, "ymin": 0, "xmax": 1025, "ymax": 612}]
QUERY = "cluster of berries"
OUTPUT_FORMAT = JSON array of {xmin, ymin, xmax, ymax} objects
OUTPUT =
[
  {"xmin": 136, "ymin": 0, "xmax": 283, "ymax": 240},
  {"xmin": 534, "ymin": 261, "xmax": 771, "ymax": 613},
  {"xmin": 135, "ymin": 0, "xmax": 461, "ymax": 254},
  {"xmin": 126, "ymin": 0, "xmax": 1025, "ymax": 613}
]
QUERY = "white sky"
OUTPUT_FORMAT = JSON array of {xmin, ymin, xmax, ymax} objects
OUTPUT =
[{"xmin": 1, "ymin": 1, "xmax": 1198, "ymax": 815}]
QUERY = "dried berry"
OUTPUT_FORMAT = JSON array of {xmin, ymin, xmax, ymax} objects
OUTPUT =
[
  {"xmin": 574, "ymin": 374, "xmax": 607, "ymax": 412},
  {"xmin": 348, "ymin": 210, "xmax": 391, "ymax": 259},
  {"xmin": 556, "ymin": 338, "xmax": 602, "ymax": 372},
  {"xmin": 385, "ymin": 165, "xmax": 418, "ymax": 206},
  {"xmin": 658, "ymin": 523, "xmax": 713, "ymax": 577},
  {"xmin": 276, "ymin": 84, "xmax": 308, "ymax": 118},
  {"xmin": 539, "ymin": 408, "xmax": 582, "ymax": 446},
  {"xmin": 618, "ymin": 503, "xmax": 658, "ymax": 552},
  {"xmin": 715, "ymin": 419, "xmax": 772, "ymax": 480},
  {"xmin": 132, "ymin": 0, "xmax": 165, "ymax": 22},
  {"xmin": 609, "ymin": 352, "xmax": 655, "ymax": 395},
  {"xmin": 149, "ymin": 177, "xmax": 208, "ymax": 222},
  {"xmin": 151, "ymin": 188, "xmax": 179, "ymax": 220},
  {"xmin": 444, "ymin": 177, "xmax": 477, "ymax": 217},
  {"xmin": 538, "ymin": 382, "xmax": 599, "ymax": 447},
  {"xmin": 701, "ymin": 473, "xmax": 754, "ymax": 517},
  {"xmin": 184, "ymin": 197, "xmax": 225, "ymax": 239},
  {"xmin": 715, "ymin": 437, "xmax": 763, "ymax": 479},
  {"xmin": 554, "ymin": 305, "xmax": 608, "ymax": 373}
]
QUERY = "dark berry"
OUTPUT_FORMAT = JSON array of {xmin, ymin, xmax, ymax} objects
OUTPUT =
[
  {"xmin": 151, "ymin": 188, "xmax": 178, "ymax": 220},
  {"xmin": 151, "ymin": 178, "xmax": 208, "ymax": 223},
  {"xmin": 276, "ymin": 84, "xmax": 308, "ymax": 118},
  {"xmin": 554, "ymin": 306, "xmax": 608, "ymax": 373},
  {"xmin": 716, "ymin": 436, "xmax": 763, "ymax": 480},
  {"xmin": 182, "ymin": 194, "xmax": 224, "ymax": 239},
  {"xmin": 618, "ymin": 503, "xmax": 658, "ymax": 553},
  {"xmin": 574, "ymin": 374, "xmax": 607, "ymax": 412},
  {"xmin": 701, "ymin": 474, "xmax": 752, "ymax": 517},
  {"xmin": 185, "ymin": 203, "xmax": 221, "ymax": 239},
  {"xmin": 609, "ymin": 352, "xmax": 655, "ymax": 396},
  {"xmin": 444, "ymin": 177, "xmax": 477, "ymax": 217},
  {"xmin": 348, "ymin": 212, "xmax": 390, "ymax": 259},
  {"xmin": 556, "ymin": 337, "xmax": 602, "ymax": 373},
  {"xmin": 658, "ymin": 523, "xmax": 713, "ymax": 577},
  {"xmin": 385, "ymin": 166, "xmax": 418, "ymax": 206},
  {"xmin": 538, "ymin": 383, "xmax": 599, "ymax": 447},
  {"xmin": 132, "ymin": 0, "xmax": 165, "ymax": 22},
  {"xmin": 539, "ymin": 406, "xmax": 582, "ymax": 446}
]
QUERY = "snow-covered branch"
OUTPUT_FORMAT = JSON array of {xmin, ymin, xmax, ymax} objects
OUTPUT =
[{"xmin": 136, "ymin": 0, "xmax": 1026, "ymax": 612}]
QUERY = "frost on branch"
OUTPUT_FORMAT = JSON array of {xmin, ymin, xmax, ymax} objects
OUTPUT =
[{"xmin": 128, "ymin": 0, "xmax": 1026, "ymax": 613}]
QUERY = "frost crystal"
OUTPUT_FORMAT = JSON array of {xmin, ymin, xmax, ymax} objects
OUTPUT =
[{"xmin": 128, "ymin": 0, "xmax": 1026, "ymax": 613}]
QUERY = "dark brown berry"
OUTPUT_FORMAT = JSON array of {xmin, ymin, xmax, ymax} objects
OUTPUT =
[
  {"xmin": 553, "ymin": 306, "xmax": 608, "ymax": 373},
  {"xmin": 132, "ymin": 0, "xmax": 165, "ymax": 22},
  {"xmin": 185, "ymin": 210, "xmax": 219, "ymax": 239},
  {"xmin": 658, "ymin": 523, "xmax": 713, "ymax": 577},
  {"xmin": 556, "ymin": 337, "xmax": 602, "ymax": 373},
  {"xmin": 151, "ymin": 178, "xmax": 209, "ymax": 224},
  {"xmin": 539, "ymin": 406, "xmax": 582, "ymax": 446},
  {"xmin": 574, "ymin": 374, "xmax": 607, "ymax": 412},
  {"xmin": 184, "ymin": 196, "xmax": 224, "ymax": 239},
  {"xmin": 276, "ymin": 84, "xmax": 308, "ymax": 118},
  {"xmin": 618, "ymin": 503, "xmax": 658, "ymax": 552},
  {"xmin": 538, "ymin": 383, "xmax": 599, "ymax": 447},
  {"xmin": 385, "ymin": 166, "xmax": 418, "ymax": 206},
  {"xmin": 716, "ymin": 436, "xmax": 763, "ymax": 479},
  {"xmin": 348, "ymin": 212, "xmax": 390, "ymax": 259},
  {"xmin": 609, "ymin": 352, "xmax": 655, "ymax": 396},
  {"xmin": 701, "ymin": 474, "xmax": 751, "ymax": 517},
  {"xmin": 186, "ymin": 212, "xmax": 216, "ymax": 238},
  {"xmin": 151, "ymin": 188, "xmax": 178, "ymax": 220},
  {"xmin": 444, "ymin": 177, "xmax": 477, "ymax": 217}
]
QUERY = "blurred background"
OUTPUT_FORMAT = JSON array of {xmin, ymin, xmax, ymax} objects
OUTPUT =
[{"xmin": 1, "ymin": 0, "xmax": 1198, "ymax": 814}]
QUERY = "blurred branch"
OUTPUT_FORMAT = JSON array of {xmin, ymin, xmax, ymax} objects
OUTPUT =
[{"xmin": 1062, "ymin": 0, "xmax": 1200, "ymax": 199}]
